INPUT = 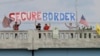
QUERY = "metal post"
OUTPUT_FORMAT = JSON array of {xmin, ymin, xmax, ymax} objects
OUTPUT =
[
  {"xmin": 32, "ymin": 50, "xmax": 34, "ymax": 56},
  {"xmin": 75, "ymin": 0, "xmax": 78, "ymax": 30}
]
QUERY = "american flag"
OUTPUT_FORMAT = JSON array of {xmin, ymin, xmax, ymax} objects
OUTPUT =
[
  {"xmin": 79, "ymin": 15, "xmax": 89, "ymax": 27},
  {"xmin": 2, "ymin": 16, "xmax": 13, "ymax": 28}
]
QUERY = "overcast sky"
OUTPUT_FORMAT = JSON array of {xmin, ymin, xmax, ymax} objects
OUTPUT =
[{"xmin": 0, "ymin": 0, "xmax": 99, "ymax": 30}]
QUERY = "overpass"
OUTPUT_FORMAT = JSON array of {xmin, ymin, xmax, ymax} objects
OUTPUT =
[{"xmin": 0, "ymin": 30, "xmax": 99, "ymax": 50}]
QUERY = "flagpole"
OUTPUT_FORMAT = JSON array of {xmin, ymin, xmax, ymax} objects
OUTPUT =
[
  {"xmin": 75, "ymin": 0, "xmax": 78, "ymax": 30},
  {"xmin": 35, "ymin": 19, "xmax": 37, "ymax": 30}
]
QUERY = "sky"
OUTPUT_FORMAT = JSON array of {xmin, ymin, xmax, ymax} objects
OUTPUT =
[{"xmin": 0, "ymin": 0, "xmax": 99, "ymax": 30}]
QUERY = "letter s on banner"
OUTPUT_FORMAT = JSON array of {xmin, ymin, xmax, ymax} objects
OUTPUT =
[{"xmin": 9, "ymin": 12, "xmax": 15, "ymax": 21}]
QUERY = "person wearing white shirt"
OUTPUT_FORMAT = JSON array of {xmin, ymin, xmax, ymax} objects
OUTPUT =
[
  {"xmin": 65, "ymin": 22, "xmax": 78, "ymax": 38},
  {"xmin": 65, "ymin": 22, "xmax": 78, "ymax": 30}
]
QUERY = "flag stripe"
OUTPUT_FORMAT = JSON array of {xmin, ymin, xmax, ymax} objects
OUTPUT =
[
  {"xmin": 79, "ymin": 15, "xmax": 89, "ymax": 27},
  {"xmin": 2, "ymin": 16, "xmax": 12, "ymax": 28}
]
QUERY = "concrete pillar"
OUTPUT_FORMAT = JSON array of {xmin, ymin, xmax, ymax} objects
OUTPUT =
[{"xmin": 27, "ymin": 30, "xmax": 34, "ymax": 50}]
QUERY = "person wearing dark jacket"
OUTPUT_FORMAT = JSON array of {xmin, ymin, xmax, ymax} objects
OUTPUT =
[
  {"xmin": 36, "ymin": 23, "xmax": 41, "ymax": 30},
  {"xmin": 36, "ymin": 23, "xmax": 41, "ymax": 38}
]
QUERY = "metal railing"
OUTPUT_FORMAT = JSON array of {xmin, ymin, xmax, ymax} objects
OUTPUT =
[{"xmin": 38, "ymin": 30, "xmax": 98, "ymax": 39}]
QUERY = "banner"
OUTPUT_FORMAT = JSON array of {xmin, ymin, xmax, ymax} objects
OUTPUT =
[{"xmin": 9, "ymin": 12, "xmax": 75, "ymax": 22}]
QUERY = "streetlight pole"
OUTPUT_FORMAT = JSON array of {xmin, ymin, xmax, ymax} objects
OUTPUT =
[{"xmin": 75, "ymin": 0, "xmax": 78, "ymax": 30}]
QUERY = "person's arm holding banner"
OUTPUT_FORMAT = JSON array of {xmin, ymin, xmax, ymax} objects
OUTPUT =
[{"xmin": 65, "ymin": 23, "xmax": 70, "ymax": 28}]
